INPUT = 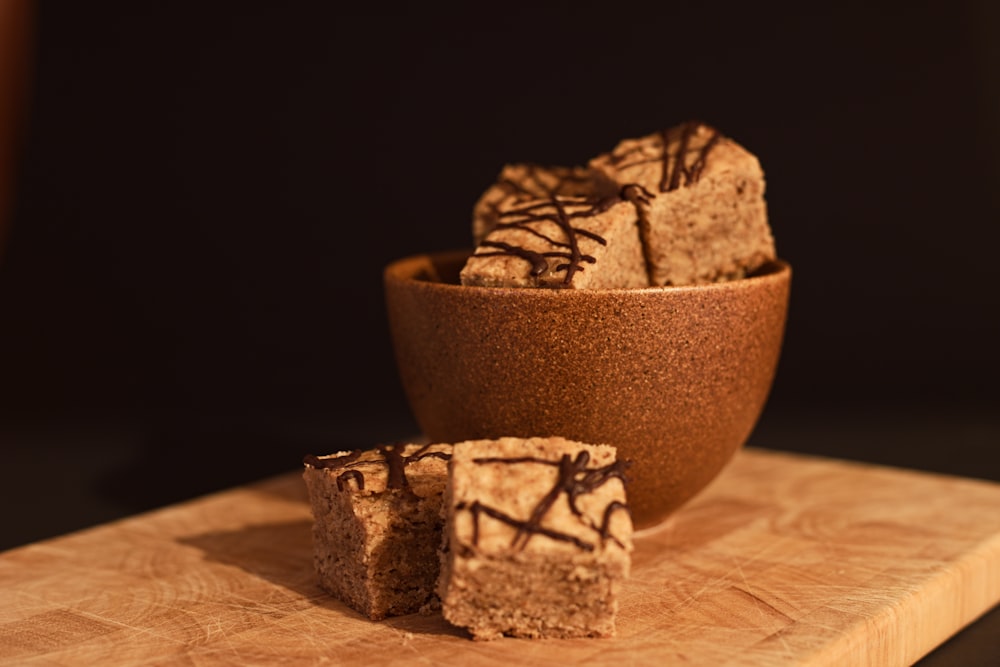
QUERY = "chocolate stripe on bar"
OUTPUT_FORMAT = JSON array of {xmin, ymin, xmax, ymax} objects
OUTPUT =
[
  {"xmin": 468, "ymin": 194, "xmax": 619, "ymax": 286},
  {"xmin": 304, "ymin": 443, "xmax": 451, "ymax": 491},
  {"xmin": 462, "ymin": 451, "xmax": 631, "ymax": 551}
]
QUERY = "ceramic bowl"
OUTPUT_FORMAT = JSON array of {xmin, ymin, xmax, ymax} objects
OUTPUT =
[{"xmin": 384, "ymin": 249, "xmax": 791, "ymax": 529}]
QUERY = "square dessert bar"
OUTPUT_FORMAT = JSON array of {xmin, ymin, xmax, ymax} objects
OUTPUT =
[
  {"xmin": 589, "ymin": 120, "xmax": 776, "ymax": 286},
  {"xmin": 439, "ymin": 437, "xmax": 634, "ymax": 640},
  {"xmin": 302, "ymin": 442, "xmax": 452, "ymax": 620},
  {"xmin": 460, "ymin": 193, "xmax": 647, "ymax": 289}
]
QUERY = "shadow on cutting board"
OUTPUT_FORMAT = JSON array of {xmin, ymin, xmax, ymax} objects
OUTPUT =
[{"xmin": 179, "ymin": 519, "xmax": 465, "ymax": 639}]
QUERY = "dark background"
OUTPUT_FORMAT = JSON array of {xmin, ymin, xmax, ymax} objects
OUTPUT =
[
  {"xmin": 1, "ymin": 3, "xmax": 999, "ymax": 661},
  {"xmin": 2, "ymin": 0, "xmax": 999, "ymax": 534}
]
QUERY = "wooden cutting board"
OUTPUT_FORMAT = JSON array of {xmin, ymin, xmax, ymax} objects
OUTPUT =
[{"xmin": 2, "ymin": 448, "xmax": 999, "ymax": 666}]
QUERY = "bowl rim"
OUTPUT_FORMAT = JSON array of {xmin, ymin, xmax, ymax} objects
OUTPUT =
[{"xmin": 385, "ymin": 248, "xmax": 791, "ymax": 296}]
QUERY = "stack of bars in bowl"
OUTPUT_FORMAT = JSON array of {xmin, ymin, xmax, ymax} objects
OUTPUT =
[{"xmin": 461, "ymin": 119, "xmax": 774, "ymax": 289}]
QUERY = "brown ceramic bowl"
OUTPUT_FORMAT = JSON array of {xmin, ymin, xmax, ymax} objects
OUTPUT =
[{"xmin": 384, "ymin": 249, "xmax": 791, "ymax": 529}]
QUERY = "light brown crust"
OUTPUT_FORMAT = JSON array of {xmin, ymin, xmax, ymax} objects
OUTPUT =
[{"xmin": 472, "ymin": 163, "xmax": 606, "ymax": 245}]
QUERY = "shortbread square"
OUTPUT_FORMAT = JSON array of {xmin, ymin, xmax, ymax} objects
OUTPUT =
[
  {"xmin": 460, "ymin": 194, "xmax": 647, "ymax": 289},
  {"xmin": 439, "ymin": 436, "xmax": 633, "ymax": 640},
  {"xmin": 589, "ymin": 121, "xmax": 775, "ymax": 286},
  {"xmin": 302, "ymin": 442, "xmax": 452, "ymax": 620}
]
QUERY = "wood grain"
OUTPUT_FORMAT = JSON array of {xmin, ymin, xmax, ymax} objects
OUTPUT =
[{"xmin": 2, "ymin": 448, "xmax": 999, "ymax": 666}]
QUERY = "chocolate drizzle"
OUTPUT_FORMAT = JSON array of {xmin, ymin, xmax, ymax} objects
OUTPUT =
[
  {"xmin": 456, "ymin": 451, "xmax": 631, "ymax": 552},
  {"xmin": 610, "ymin": 121, "xmax": 721, "ymax": 193},
  {"xmin": 336, "ymin": 469, "xmax": 365, "ymax": 492},
  {"xmin": 470, "ymin": 194, "xmax": 618, "ymax": 286},
  {"xmin": 620, "ymin": 183, "xmax": 654, "ymax": 206},
  {"xmin": 483, "ymin": 164, "xmax": 593, "ymax": 236},
  {"xmin": 304, "ymin": 443, "xmax": 451, "ymax": 492},
  {"xmin": 476, "ymin": 240, "xmax": 549, "ymax": 277}
]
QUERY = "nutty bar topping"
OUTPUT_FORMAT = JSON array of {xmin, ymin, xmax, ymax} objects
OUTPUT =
[
  {"xmin": 303, "ymin": 443, "xmax": 451, "ymax": 491},
  {"xmin": 466, "ymin": 194, "xmax": 620, "ymax": 286},
  {"xmin": 456, "ymin": 451, "xmax": 631, "ymax": 552},
  {"xmin": 608, "ymin": 121, "xmax": 722, "ymax": 193},
  {"xmin": 491, "ymin": 163, "xmax": 592, "ymax": 209}
]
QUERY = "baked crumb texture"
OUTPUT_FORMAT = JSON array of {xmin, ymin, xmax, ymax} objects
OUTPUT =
[
  {"xmin": 302, "ymin": 443, "xmax": 452, "ymax": 620},
  {"xmin": 461, "ymin": 121, "xmax": 776, "ymax": 288},
  {"xmin": 461, "ymin": 193, "xmax": 648, "ymax": 289},
  {"xmin": 471, "ymin": 163, "xmax": 606, "ymax": 246},
  {"xmin": 439, "ymin": 436, "xmax": 634, "ymax": 640}
]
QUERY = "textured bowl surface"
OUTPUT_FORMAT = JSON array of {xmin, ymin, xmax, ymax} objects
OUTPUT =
[{"xmin": 384, "ymin": 249, "xmax": 791, "ymax": 529}]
